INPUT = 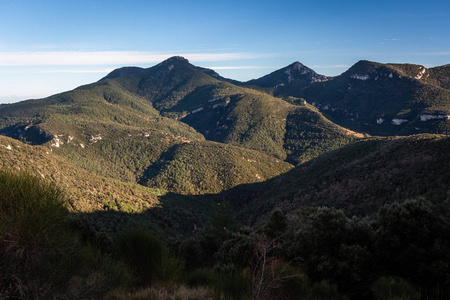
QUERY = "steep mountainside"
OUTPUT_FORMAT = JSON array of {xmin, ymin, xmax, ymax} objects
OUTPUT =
[
  {"xmin": 219, "ymin": 134, "xmax": 450, "ymax": 225},
  {"xmin": 104, "ymin": 57, "xmax": 356, "ymax": 162},
  {"xmin": 0, "ymin": 79, "xmax": 205, "ymax": 183},
  {"xmin": 268, "ymin": 60, "xmax": 450, "ymax": 136},
  {"xmin": 171, "ymin": 85, "xmax": 358, "ymax": 164},
  {"xmin": 0, "ymin": 135, "xmax": 212, "ymax": 236},
  {"xmin": 0, "ymin": 85, "xmax": 293, "ymax": 194}
]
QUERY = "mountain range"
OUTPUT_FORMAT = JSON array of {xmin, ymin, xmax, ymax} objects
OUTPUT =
[
  {"xmin": 0, "ymin": 56, "xmax": 449, "ymax": 230},
  {"xmin": 2, "ymin": 55, "xmax": 450, "ymax": 299},
  {"xmin": 257, "ymin": 60, "xmax": 450, "ymax": 136}
]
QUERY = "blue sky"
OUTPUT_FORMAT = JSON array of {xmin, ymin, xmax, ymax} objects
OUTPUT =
[{"xmin": 1, "ymin": 0, "xmax": 449, "ymax": 103}]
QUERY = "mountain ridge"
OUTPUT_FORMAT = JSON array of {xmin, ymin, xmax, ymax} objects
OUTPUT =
[
  {"xmin": 1, "ymin": 56, "xmax": 357, "ymax": 196},
  {"xmin": 217, "ymin": 133, "xmax": 450, "ymax": 226},
  {"xmin": 260, "ymin": 59, "xmax": 450, "ymax": 136},
  {"xmin": 1, "ymin": 56, "xmax": 448, "ymax": 198}
]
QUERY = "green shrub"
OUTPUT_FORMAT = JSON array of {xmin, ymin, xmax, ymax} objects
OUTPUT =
[
  {"xmin": 213, "ymin": 266, "xmax": 250, "ymax": 300},
  {"xmin": 179, "ymin": 237, "xmax": 204, "ymax": 270},
  {"xmin": 308, "ymin": 281, "xmax": 349, "ymax": 300},
  {"xmin": 186, "ymin": 266, "xmax": 250, "ymax": 300},
  {"xmin": 159, "ymin": 250, "xmax": 184, "ymax": 283},
  {"xmin": 371, "ymin": 277, "xmax": 419, "ymax": 300},
  {"xmin": 115, "ymin": 227, "xmax": 183, "ymax": 286},
  {"xmin": 0, "ymin": 170, "xmax": 128, "ymax": 299},
  {"xmin": 279, "ymin": 269, "xmax": 309, "ymax": 300},
  {"xmin": 0, "ymin": 170, "xmax": 68, "ymax": 258},
  {"xmin": 186, "ymin": 269, "xmax": 215, "ymax": 288}
]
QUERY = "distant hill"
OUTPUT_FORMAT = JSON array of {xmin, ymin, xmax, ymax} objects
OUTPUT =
[
  {"xmin": 0, "ymin": 57, "xmax": 358, "ymax": 199},
  {"xmin": 219, "ymin": 134, "xmax": 450, "ymax": 225},
  {"xmin": 261, "ymin": 60, "xmax": 450, "ymax": 136},
  {"xmin": 244, "ymin": 61, "xmax": 331, "ymax": 88},
  {"xmin": 426, "ymin": 64, "xmax": 450, "ymax": 89},
  {"xmin": 115, "ymin": 58, "xmax": 357, "ymax": 164}
]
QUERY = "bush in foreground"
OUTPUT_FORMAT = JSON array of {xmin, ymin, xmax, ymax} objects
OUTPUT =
[{"xmin": 0, "ymin": 170, "xmax": 128, "ymax": 299}]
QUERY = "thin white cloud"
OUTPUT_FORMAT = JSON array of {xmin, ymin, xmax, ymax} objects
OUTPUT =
[
  {"xmin": 37, "ymin": 68, "xmax": 115, "ymax": 74},
  {"xmin": 0, "ymin": 51, "xmax": 270, "ymax": 66}
]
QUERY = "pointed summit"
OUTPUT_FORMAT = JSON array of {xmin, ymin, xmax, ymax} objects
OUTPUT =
[
  {"xmin": 164, "ymin": 56, "xmax": 190, "ymax": 63},
  {"xmin": 245, "ymin": 61, "xmax": 330, "ymax": 88},
  {"xmin": 159, "ymin": 56, "xmax": 190, "ymax": 66},
  {"xmin": 284, "ymin": 61, "xmax": 329, "ymax": 83},
  {"xmin": 98, "ymin": 55, "xmax": 219, "ymax": 111},
  {"xmin": 154, "ymin": 56, "xmax": 192, "ymax": 72}
]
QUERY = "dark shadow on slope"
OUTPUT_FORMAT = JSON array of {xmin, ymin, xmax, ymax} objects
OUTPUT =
[
  {"xmin": 218, "ymin": 134, "xmax": 450, "ymax": 226},
  {"xmin": 0, "ymin": 124, "xmax": 53, "ymax": 145},
  {"xmin": 138, "ymin": 144, "xmax": 180, "ymax": 186},
  {"xmin": 71, "ymin": 191, "xmax": 216, "ymax": 248},
  {"xmin": 74, "ymin": 135, "xmax": 450, "ymax": 245}
]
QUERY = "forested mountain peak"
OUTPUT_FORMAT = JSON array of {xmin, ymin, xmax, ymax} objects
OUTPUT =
[
  {"xmin": 288, "ymin": 61, "xmax": 330, "ymax": 83},
  {"xmin": 244, "ymin": 61, "xmax": 330, "ymax": 88},
  {"xmin": 154, "ymin": 56, "xmax": 193, "ymax": 70}
]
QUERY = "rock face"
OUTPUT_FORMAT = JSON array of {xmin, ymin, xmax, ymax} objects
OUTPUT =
[{"xmin": 420, "ymin": 114, "xmax": 450, "ymax": 121}]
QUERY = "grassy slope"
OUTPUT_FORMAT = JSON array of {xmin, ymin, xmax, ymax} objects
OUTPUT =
[{"xmin": 219, "ymin": 134, "xmax": 450, "ymax": 225}]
